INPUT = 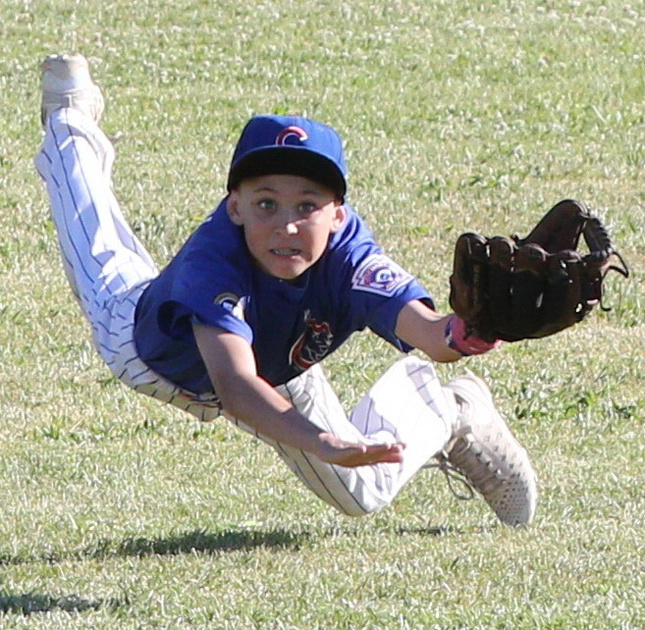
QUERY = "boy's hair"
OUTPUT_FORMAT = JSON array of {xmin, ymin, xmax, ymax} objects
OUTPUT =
[{"xmin": 227, "ymin": 115, "xmax": 348, "ymax": 199}]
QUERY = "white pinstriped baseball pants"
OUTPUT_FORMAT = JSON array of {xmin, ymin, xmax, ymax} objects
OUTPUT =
[{"xmin": 35, "ymin": 109, "xmax": 458, "ymax": 516}]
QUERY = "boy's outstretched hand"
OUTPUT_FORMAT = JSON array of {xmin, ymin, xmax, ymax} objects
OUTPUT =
[{"xmin": 316, "ymin": 433, "xmax": 405, "ymax": 467}]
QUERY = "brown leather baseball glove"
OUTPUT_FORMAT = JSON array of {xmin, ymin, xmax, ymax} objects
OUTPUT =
[{"xmin": 449, "ymin": 199, "xmax": 630, "ymax": 343}]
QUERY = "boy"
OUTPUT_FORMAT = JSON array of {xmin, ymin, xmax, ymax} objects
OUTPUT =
[{"xmin": 36, "ymin": 54, "xmax": 537, "ymax": 526}]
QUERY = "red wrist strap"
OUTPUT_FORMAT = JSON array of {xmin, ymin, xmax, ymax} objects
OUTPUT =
[{"xmin": 445, "ymin": 315, "xmax": 500, "ymax": 356}]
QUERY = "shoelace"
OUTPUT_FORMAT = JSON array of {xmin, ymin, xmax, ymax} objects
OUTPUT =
[{"xmin": 423, "ymin": 452, "xmax": 475, "ymax": 501}]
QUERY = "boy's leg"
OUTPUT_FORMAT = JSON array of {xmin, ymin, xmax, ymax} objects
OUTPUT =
[
  {"xmin": 229, "ymin": 356, "xmax": 455, "ymax": 516},
  {"xmin": 35, "ymin": 106, "xmax": 157, "ymax": 381},
  {"xmin": 35, "ymin": 56, "xmax": 221, "ymax": 421},
  {"xmin": 230, "ymin": 356, "xmax": 537, "ymax": 526}
]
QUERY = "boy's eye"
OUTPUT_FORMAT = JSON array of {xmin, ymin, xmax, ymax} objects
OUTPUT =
[
  {"xmin": 298, "ymin": 202, "xmax": 318, "ymax": 215},
  {"xmin": 258, "ymin": 199, "xmax": 276, "ymax": 212}
]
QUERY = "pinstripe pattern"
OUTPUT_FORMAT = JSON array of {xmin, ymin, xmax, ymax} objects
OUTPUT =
[
  {"xmin": 230, "ymin": 357, "xmax": 455, "ymax": 516},
  {"xmin": 35, "ymin": 109, "xmax": 458, "ymax": 517},
  {"xmin": 35, "ymin": 108, "xmax": 222, "ymax": 421}
]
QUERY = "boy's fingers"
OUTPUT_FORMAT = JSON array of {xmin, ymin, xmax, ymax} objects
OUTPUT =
[{"xmin": 344, "ymin": 442, "xmax": 405, "ymax": 466}]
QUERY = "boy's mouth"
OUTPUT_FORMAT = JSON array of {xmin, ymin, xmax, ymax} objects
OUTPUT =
[{"xmin": 271, "ymin": 248, "xmax": 301, "ymax": 256}]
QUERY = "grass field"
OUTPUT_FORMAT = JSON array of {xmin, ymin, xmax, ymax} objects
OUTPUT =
[{"xmin": 1, "ymin": 0, "xmax": 643, "ymax": 628}]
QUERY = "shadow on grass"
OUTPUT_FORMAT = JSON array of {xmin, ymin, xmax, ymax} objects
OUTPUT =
[
  {"xmin": 0, "ymin": 592, "xmax": 124, "ymax": 615},
  {"xmin": 398, "ymin": 525, "xmax": 455, "ymax": 536},
  {"xmin": 1, "ymin": 522, "xmax": 472, "ymax": 570},
  {"xmin": 0, "ymin": 529, "xmax": 302, "ymax": 615},
  {"xmin": 115, "ymin": 527, "xmax": 307, "ymax": 558},
  {"xmin": 395, "ymin": 524, "xmax": 494, "ymax": 536},
  {"xmin": 0, "ymin": 527, "xmax": 308, "ymax": 567}
]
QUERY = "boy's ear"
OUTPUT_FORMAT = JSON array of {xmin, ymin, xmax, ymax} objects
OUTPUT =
[
  {"xmin": 226, "ymin": 192, "xmax": 244, "ymax": 225},
  {"xmin": 330, "ymin": 203, "xmax": 347, "ymax": 233}
]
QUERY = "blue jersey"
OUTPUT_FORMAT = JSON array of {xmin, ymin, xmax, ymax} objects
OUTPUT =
[{"xmin": 134, "ymin": 199, "xmax": 433, "ymax": 393}]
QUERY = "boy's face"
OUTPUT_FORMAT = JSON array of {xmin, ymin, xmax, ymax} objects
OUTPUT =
[{"xmin": 227, "ymin": 174, "xmax": 346, "ymax": 281}]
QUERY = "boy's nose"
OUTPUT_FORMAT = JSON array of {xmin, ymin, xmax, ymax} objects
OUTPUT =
[{"xmin": 285, "ymin": 222, "xmax": 298, "ymax": 235}]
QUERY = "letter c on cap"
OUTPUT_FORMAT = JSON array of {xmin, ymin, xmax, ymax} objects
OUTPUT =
[{"xmin": 276, "ymin": 126, "xmax": 308, "ymax": 146}]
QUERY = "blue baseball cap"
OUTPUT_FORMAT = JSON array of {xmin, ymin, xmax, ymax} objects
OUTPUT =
[{"xmin": 227, "ymin": 115, "xmax": 348, "ymax": 199}]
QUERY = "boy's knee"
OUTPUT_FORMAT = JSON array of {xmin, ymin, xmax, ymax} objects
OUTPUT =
[{"xmin": 332, "ymin": 495, "xmax": 389, "ymax": 518}]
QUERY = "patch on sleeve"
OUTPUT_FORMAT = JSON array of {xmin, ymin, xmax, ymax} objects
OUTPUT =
[
  {"xmin": 351, "ymin": 254, "xmax": 413, "ymax": 297},
  {"xmin": 214, "ymin": 292, "xmax": 247, "ymax": 321}
]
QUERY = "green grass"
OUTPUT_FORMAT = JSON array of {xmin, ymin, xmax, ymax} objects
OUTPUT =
[{"xmin": 1, "ymin": 0, "xmax": 644, "ymax": 627}]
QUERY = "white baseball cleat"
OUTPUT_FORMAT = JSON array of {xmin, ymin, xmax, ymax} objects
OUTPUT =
[
  {"xmin": 40, "ymin": 54, "xmax": 104, "ymax": 125},
  {"xmin": 437, "ymin": 373, "xmax": 538, "ymax": 527}
]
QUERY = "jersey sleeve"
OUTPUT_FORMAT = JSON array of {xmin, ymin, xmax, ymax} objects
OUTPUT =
[
  {"xmin": 137, "ymin": 202, "xmax": 255, "ymax": 346},
  {"xmin": 350, "ymin": 252, "xmax": 433, "ymax": 351},
  {"xmin": 329, "ymin": 208, "xmax": 435, "ymax": 352}
]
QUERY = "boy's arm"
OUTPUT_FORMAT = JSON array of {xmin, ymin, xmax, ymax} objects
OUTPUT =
[
  {"xmin": 395, "ymin": 299, "xmax": 499, "ymax": 362},
  {"xmin": 192, "ymin": 322, "xmax": 404, "ymax": 467},
  {"xmin": 395, "ymin": 300, "xmax": 461, "ymax": 362}
]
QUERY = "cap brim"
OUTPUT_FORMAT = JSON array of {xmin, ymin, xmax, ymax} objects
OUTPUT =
[{"xmin": 227, "ymin": 147, "xmax": 346, "ymax": 198}]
